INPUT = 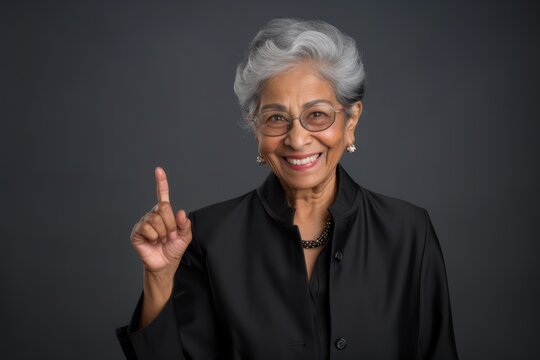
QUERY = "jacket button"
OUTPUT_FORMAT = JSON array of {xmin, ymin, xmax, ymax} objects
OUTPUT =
[
  {"xmin": 335, "ymin": 338, "xmax": 347, "ymax": 350},
  {"xmin": 334, "ymin": 251, "xmax": 344, "ymax": 261}
]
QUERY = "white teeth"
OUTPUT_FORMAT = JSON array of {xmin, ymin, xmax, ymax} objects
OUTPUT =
[{"xmin": 286, "ymin": 154, "xmax": 320, "ymax": 165}]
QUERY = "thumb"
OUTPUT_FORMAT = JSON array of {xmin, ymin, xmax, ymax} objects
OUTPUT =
[{"xmin": 175, "ymin": 209, "xmax": 191, "ymax": 237}]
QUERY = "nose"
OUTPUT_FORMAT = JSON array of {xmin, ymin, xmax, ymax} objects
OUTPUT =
[{"xmin": 283, "ymin": 118, "xmax": 312, "ymax": 150}]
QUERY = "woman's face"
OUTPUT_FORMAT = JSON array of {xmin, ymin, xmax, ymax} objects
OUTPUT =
[{"xmin": 255, "ymin": 62, "xmax": 362, "ymax": 193}]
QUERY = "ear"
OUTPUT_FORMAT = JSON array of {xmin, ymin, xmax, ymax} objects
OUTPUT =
[{"xmin": 345, "ymin": 101, "xmax": 362, "ymax": 145}]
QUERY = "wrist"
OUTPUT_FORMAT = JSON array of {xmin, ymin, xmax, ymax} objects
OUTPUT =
[{"xmin": 143, "ymin": 268, "xmax": 174, "ymax": 302}]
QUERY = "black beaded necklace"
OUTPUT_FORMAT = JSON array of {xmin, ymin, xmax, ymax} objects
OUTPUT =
[{"xmin": 300, "ymin": 214, "xmax": 333, "ymax": 249}]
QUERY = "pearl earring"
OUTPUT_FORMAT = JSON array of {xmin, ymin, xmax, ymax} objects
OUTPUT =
[
  {"xmin": 256, "ymin": 155, "xmax": 266, "ymax": 165},
  {"xmin": 346, "ymin": 144, "xmax": 356, "ymax": 153}
]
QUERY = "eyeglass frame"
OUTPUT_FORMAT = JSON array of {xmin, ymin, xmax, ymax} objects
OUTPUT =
[{"xmin": 251, "ymin": 101, "xmax": 348, "ymax": 137}]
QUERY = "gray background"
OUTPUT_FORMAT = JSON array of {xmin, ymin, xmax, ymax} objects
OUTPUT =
[{"xmin": 1, "ymin": 0, "xmax": 539, "ymax": 359}]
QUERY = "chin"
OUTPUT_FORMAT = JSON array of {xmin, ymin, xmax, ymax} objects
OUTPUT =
[{"xmin": 279, "ymin": 172, "xmax": 329, "ymax": 191}]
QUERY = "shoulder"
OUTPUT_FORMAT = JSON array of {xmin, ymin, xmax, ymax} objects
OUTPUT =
[
  {"xmin": 358, "ymin": 185, "xmax": 429, "ymax": 230},
  {"xmin": 352, "ymin": 185, "xmax": 436, "ymax": 257},
  {"xmin": 190, "ymin": 189, "xmax": 258, "ymax": 220},
  {"xmin": 188, "ymin": 189, "xmax": 259, "ymax": 235}
]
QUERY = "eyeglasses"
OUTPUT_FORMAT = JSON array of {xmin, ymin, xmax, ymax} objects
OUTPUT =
[{"xmin": 252, "ymin": 104, "xmax": 346, "ymax": 137}]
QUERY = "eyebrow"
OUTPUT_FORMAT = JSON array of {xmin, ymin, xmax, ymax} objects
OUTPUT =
[{"xmin": 259, "ymin": 99, "xmax": 334, "ymax": 112}]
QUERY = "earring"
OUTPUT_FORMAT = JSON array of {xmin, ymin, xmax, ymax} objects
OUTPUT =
[
  {"xmin": 346, "ymin": 144, "xmax": 356, "ymax": 153},
  {"xmin": 256, "ymin": 155, "xmax": 266, "ymax": 165}
]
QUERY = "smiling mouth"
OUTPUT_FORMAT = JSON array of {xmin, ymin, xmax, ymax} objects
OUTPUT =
[{"xmin": 284, "ymin": 153, "xmax": 322, "ymax": 166}]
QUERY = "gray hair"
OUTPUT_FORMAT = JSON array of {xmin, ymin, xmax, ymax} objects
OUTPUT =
[{"xmin": 234, "ymin": 18, "xmax": 366, "ymax": 123}]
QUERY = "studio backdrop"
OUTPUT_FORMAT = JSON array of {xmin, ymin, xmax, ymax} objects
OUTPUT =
[{"xmin": 1, "ymin": 0, "xmax": 538, "ymax": 359}]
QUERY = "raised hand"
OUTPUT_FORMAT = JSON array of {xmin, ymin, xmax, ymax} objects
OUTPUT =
[{"xmin": 131, "ymin": 167, "xmax": 192, "ymax": 274}]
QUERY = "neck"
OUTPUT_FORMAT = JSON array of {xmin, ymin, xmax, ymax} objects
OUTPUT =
[{"xmin": 282, "ymin": 172, "xmax": 337, "ymax": 217}]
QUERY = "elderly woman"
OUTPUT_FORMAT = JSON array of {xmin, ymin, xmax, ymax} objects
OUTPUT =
[{"xmin": 117, "ymin": 19, "xmax": 458, "ymax": 359}]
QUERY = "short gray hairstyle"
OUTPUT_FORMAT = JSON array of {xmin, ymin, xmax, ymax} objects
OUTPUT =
[{"xmin": 234, "ymin": 18, "xmax": 366, "ymax": 123}]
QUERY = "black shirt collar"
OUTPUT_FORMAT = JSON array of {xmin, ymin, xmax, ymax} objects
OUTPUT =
[{"xmin": 256, "ymin": 164, "xmax": 361, "ymax": 224}]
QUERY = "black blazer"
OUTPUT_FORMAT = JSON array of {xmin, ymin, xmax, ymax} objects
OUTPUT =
[{"xmin": 117, "ymin": 165, "xmax": 458, "ymax": 359}]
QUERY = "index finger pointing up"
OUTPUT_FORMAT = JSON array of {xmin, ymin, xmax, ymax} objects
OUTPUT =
[{"xmin": 155, "ymin": 166, "xmax": 170, "ymax": 203}]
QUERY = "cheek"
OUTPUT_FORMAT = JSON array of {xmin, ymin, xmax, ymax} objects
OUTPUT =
[
  {"xmin": 258, "ymin": 138, "xmax": 281, "ymax": 154},
  {"xmin": 320, "ymin": 127, "xmax": 347, "ymax": 148}
]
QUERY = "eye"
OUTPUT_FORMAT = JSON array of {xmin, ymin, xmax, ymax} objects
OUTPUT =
[
  {"xmin": 306, "ymin": 110, "xmax": 331, "ymax": 121},
  {"xmin": 267, "ymin": 114, "xmax": 286, "ymax": 122},
  {"xmin": 262, "ymin": 112, "xmax": 289, "ymax": 127}
]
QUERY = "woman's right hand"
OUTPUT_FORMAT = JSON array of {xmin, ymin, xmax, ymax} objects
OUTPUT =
[{"xmin": 131, "ymin": 167, "xmax": 192, "ymax": 275}]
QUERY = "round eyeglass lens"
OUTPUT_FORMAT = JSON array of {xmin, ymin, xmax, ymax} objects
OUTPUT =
[
  {"xmin": 300, "ymin": 105, "xmax": 335, "ymax": 131},
  {"xmin": 255, "ymin": 104, "xmax": 338, "ymax": 136}
]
